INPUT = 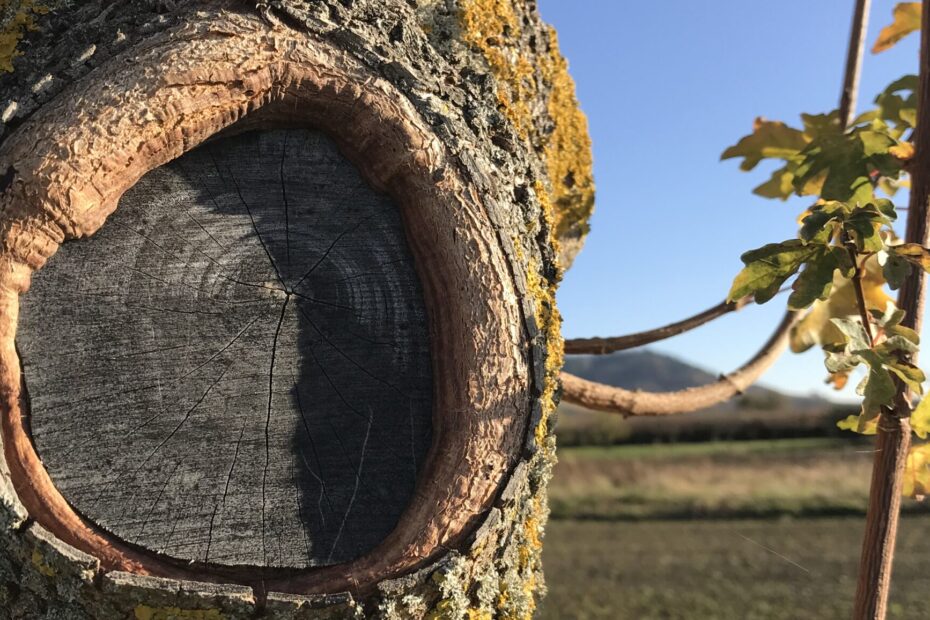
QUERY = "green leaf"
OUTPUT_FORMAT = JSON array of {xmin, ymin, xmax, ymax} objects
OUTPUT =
[
  {"xmin": 837, "ymin": 413, "xmax": 878, "ymax": 435},
  {"xmin": 876, "ymin": 75, "xmax": 919, "ymax": 131},
  {"xmin": 788, "ymin": 247, "xmax": 843, "ymax": 310},
  {"xmin": 883, "ymin": 74, "xmax": 919, "ymax": 95},
  {"xmin": 721, "ymin": 118, "xmax": 808, "ymax": 171},
  {"xmin": 825, "ymin": 350, "xmax": 862, "ymax": 373},
  {"xmin": 728, "ymin": 241, "xmax": 819, "ymax": 303},
  {"xmin": 880, "ymin": 249, "xmax": 912, "ymax": 290},
  {"xmin": 831, "ymin": 318, "xmax": 873, "ymax": 353},
  {"xmin": 892, "ymin": 244, "xmax": 930, "ymax": 272},
  {"xmin": 801, "ymin": 111, "xmax": 842, "ymax": 138},
  {"xmin": 888, "ymin": 324, "xmax": 920, "ymax": 345},
  {"xmin": 870, "ymin": 302, "xmax": 906, "ymax": 328},
  {"xmin": 799, "ymin": 204, "xmax": 845, "ymax": 242},
  {"xmin": 792, "ymin": 134, "xmax": 874, "ymax": 203},
  {"xmin": 912, "ymin": 398, "xmax": 930, "ymax": 439},
  {"xmin": 862, "ymin": 364, "xmax": 897, "ymax": 418},
  {"xmin": 872, "ymin": 3, "xmax": 922, "ymax": 53},
  {"xmin": 872, "ymin": 199, "xmax": 898, "ymax": 221},
  {"xmin": 887, "ymin": 361, "xmax": 925, "ymax": 395},
  {"xmin": 844, "ymin": 207, "xmax": 888, "ymax": 253},
  {"xmin": 753, "ymin": 166, "xmax": 796, "ymax": 200},
  {"xmin": 859, "ymin": 130, "xmax": 897, "ymax": 157},
  {"xmin": 877, "ymin": 335, "xmax": 919, "ymax": 356}
]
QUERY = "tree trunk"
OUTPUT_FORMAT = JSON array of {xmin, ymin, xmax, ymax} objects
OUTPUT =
[{"xmin": 0, "ymin": 1, "xmax": 593, "ymax": 618}]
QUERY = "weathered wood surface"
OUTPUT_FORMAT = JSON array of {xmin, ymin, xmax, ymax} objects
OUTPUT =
[{"xmin": 16, "ymin": 128, "xmax": 433, "ymax": 569}]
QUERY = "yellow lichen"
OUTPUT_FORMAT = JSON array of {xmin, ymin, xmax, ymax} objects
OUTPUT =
[
  {"xmin": 460, "ymin": 0, "xmax": 536, "ymax": 137},
  {"xmin": 526, "ymin": 183, "xmax": 563, "ymax": 447},
  {"xmin": 456, "ymin": 6, "xmax": 578, "ymax": 618},
  {"xmin": 540, "ymin": 28, "xmax": 595, "ymax": 239},
  {"xmin": 459, "ymin": 2, "xmax": 594, "ymax": 243},
  {"xmin": 425, "ymin": 598, "xmax": 460, "ymax": 620},
  {"xmin": 30, "ymin": 549, "xmax": 56, "ymax": 577},
  {"xmin": 520, "ymin": 498, "xmax": 543, "ymax": 567},
  {"xmin": 0, "ymin": 0, "xmax": 50, "ymax": 73},
  {"xmin": 134, "ymin": 606, "xmax": 225, "ymax": 620}
]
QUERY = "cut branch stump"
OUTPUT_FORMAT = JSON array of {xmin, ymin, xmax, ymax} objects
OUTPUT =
[{"xmin": 0, "ymin": 1, "xmax": 595, "ymax": 617}]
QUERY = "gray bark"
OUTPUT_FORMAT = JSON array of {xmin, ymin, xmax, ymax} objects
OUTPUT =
[{"xmin": 0, "ymin": 0, "xmax": 590, "ymax": 617}]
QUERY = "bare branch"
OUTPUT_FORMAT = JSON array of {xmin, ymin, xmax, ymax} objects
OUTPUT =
[
  {"xmin": 560, "ymin": 311, "xmax": 798, "ymax": 416},
  {"xmin": 564, "ymin": 296, "xmax": 752, "ymax": 355},
  {"xmin": 839, "ymin": 0, "xmax": 872, "ymax": 127}
]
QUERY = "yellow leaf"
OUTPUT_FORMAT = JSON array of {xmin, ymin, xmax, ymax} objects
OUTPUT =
[
  {"xmin": 903, "ymin": 443, "xmax": 930, "ymax": 499},
  {"xmin": 827, "ymin": 370, "xmax": 850, "ymax": 390},
  {"xmin": 912, "ymin": 398, "xmax": 930, "ymax": 439},
  {"xmin": 790, "ymin": 255, "xmax": 893, "ymax": 352},
  {"xmin": 889, "ymin": 141, "xmax": 916, "ymax": 161},
  {"xmin": 873, "ymin": 3, "xmax": 922, "ymax": 54},
  {"xmin": 796, "ymin": 208, "xmax": 813, "ymax": 227},
  {"xmin": 721, "ymin": 118, "xmax": 808, "ymax": 171},
  {"xmin": 837, "ymin": 413, "xmax": 877, "ymax": 434}
]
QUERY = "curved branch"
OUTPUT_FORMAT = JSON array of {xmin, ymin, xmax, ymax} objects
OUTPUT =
[
  {"xmin": 564, "ymin": 296, "xmax": 752, "ymax": 355},
  {"xmin": 560, "ymin": 310, "xmax": 799, "ymax": 416}
]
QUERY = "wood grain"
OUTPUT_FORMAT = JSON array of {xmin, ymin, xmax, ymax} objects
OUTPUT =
[{"xmin": 16, "ymin": 128, "xmax": 433, "ymax": 569}]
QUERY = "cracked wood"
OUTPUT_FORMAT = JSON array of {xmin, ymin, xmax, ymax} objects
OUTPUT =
[{"xmin": 15, "ymin": 128, "xmax": 433, "ymax": 569}]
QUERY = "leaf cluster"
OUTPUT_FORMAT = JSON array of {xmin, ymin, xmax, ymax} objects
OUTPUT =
[
  {"xmin": 831, "ymin": 305, "xmax": 922, "ymax": 433},
  {"xmin": 723, "ymin": 2, "xmax": 930, "ymax": 498},
  {"xmin": 721, "ymin": 106, "xmax": 914, "ymax": 203}
]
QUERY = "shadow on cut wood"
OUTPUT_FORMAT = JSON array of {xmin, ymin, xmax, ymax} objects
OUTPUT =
[{"xmin": 16, "ymin": 128, "xmax": 433, "ymax": 569}]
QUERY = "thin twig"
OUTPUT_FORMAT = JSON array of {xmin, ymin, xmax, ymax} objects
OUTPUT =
[
  {"xmin": 839, "ymin": 0, "xmax": 872, "ymax": 127},
  {"xmin": 564, "ymin": 296, "xmax": 751, "ymax": 355},
  {"xmin": 845, "ymin": 238, "xmax": 876, "ymax": 343}
]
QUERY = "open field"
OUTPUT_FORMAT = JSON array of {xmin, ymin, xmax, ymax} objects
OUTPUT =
[
  {"xmin": 547, "ymin": 437, "xmax": 928, "ymax": 520},
  {"xmin": 539, "ymin": 516, "xmax": 930, "ymax": 619},
  {"xmin": 539, "ymin": 438, "xmax": 930, "ymax": 618}
]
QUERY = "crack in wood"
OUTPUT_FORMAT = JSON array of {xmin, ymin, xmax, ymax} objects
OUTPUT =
[
  {"xmin": 262, "ymin": 296, "xmax": 289, "ymax": 566},
  {"xmin": 179, "ymin": 314, "xmax": 263, "ymax": 379},
  {"xmin": 206, "ymin": 421, "xmax": 248, "ymax": 563},
  {"xmin": 327, "ymin": 409, "xmax": 373, "ymax": 564},
  {"xmin": 212, "ymin": 146, "xmax": 288, "ymax": 291}
]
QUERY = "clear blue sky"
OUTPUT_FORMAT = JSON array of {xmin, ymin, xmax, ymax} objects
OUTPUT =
[{"xmin": 537, "ymin": 0, "xmax": 921, "ymax": 400}]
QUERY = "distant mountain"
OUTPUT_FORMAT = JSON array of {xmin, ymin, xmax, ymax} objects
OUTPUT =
[
  {"xmin": 563, "ymin": 349, "xmax": 825, "ymax": 409},
  {"xmin": 564, "ymin": 350, "xmax": 722, "ymax": 393},
  {"xmin": 557, "ymin": 350, "xmax": 845, "ymax": 445}
]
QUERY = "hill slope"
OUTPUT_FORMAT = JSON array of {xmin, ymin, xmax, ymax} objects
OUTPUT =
[{"xmin": 558, "ymin": 350, "xmax": 847, "ymax": 445}]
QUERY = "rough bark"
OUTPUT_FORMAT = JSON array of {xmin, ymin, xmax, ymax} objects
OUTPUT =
[{"xmin": 0, "ymin": 0, "xmax": 594, "ymax": 618}]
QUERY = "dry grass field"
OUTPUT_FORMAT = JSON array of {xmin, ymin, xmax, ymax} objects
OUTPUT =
[
  {"xmin": 539, "ymin": 516, "xmax": 930, "ymax": 619},
  {"xmin": 548, "ymin": 438, "xmax": 880, "ymax": 520},
  {"xmin": 539, "ymin": 439, "xmax": 930, "ymax": 619}
]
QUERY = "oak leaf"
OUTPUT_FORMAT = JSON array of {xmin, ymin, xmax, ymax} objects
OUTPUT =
[{"xmin": 873, "ymin": 3, "xmax": 922, "ymax": 54}]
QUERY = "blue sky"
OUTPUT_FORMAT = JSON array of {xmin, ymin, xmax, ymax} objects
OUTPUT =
[{"xmin": 537, "ymin": 0, "xmax": 922, "ymax": 400}]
